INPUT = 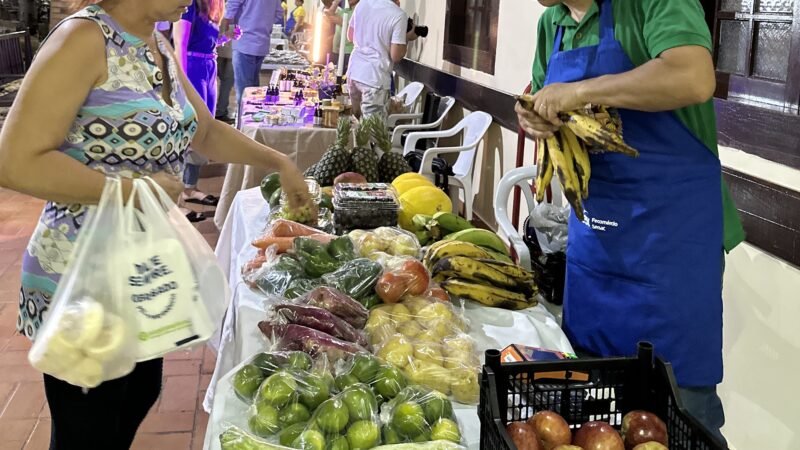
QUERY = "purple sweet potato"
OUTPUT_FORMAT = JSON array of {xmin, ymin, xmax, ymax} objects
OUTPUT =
[
  {"xmin": 272, "ymin": 303, "xmax": 369, "ymax": 347},
  {"xmin": 298, "ymin": 286, "xmax": 369, "ymax": 329},
  {"xmin": 258, "ymin": 322, "xmax": 366, "ymax": 361}
]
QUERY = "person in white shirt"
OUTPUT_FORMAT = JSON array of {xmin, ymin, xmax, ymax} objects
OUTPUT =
[{"xmin": 346, "ymin": 0, "xmax": 418, "ymax": 119}]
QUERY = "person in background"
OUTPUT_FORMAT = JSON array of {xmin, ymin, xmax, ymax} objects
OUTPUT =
[
  {"xmin": 282, "ymin": 0, "xmax": 289, "ymax": 27},
  {"xmin": 515, "ymin": 0, "xmax": 745, "ymax": 444},
  {"xmin": 325, "ymin": 0, "xmax": 359, "ymax": 73},
  {"xmin": 174, "ymin": 0, "xmax": 225, "ymax": 219},
  {"xmin": 346, "ymin": 0, "xmax": 417, "ymax": 119},
  {"xmin": 215, "ymin": 32, "xmax": 236, "ymax": 123},
  {"xmin": 221, "ymin": 0, "xmax": 284, "ymax": 105},
  {"xmin": 285, "ymin": 0, "xmax": 307, "ymax": 36},
  {"xmin": 0, "ymin": 0, "xmax": 311, "ymax": 447}
]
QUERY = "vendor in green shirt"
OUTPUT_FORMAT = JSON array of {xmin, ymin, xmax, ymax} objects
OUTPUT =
[
  {"xmin": 324, "ymin": 0, "xmax": 359, "ymax": 73},
  {"xmin": 516, "ymin": 1, "xmax": 744, "ymax": 445}
]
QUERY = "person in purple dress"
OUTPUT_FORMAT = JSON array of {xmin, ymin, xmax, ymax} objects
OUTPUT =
[{"xmin": 174, "ymin": 0, "xmax": 225, "ymax": 220}]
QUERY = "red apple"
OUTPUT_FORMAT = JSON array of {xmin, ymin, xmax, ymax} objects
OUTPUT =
[
  {"xmin": 573, "ymin": 421, "xmax": 624, "ymax": 450},
  {"xmin": 621, "ymin": 411, "xmax": 668, "ymax": 449},
  {"xmin": 633, "ymin": 443, "xmax": 668, "ymax": 450},
  {"xmin": 528, "ymin": 411, "xmax": 572, "ymax": 450},
  {"xmin": 506, "ymin": 422, "xmax": 544, "ymax": 450}
]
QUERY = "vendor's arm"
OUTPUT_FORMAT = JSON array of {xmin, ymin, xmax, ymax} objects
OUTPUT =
[
  {"xmin": 169, "ymin": 45, "xmax": 311, "ymax": 207},
  {"xmin": 532, "ymin": 45, "xmax": 715, "ymax": 124},
  {"xmin": 274, "ymin": 0, "xmax": 285, "ymax": 27},
  {"xmin": 527, "ymin": 0, "xmax": 715, "ymax": 127},
  {"xmin": 0, "ymin": 21, "xmax": 182, "ymax": 204}
]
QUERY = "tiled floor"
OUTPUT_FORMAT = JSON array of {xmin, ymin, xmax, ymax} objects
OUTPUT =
[{"xmin": 0, "ymin": 176, "xmax": 224, "ymax": 450}]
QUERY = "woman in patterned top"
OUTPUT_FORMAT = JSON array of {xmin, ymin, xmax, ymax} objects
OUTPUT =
[{"xmin": 0, "ymin": 0, "xmax": 311, "ymax": 448}]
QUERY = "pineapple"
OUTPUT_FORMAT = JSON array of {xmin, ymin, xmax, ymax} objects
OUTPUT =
[
  {"xmin": 313, "ymin": 118, "xmax": 353, "ymax": 186},
  {"xmin": 303, "ymin": 163, "xmax": 318, "ymax": 178},
  {"xmin": 351, "ymin": 116, "xmax": 380, "ymax": 182},
  {"xmin": 370, "ymin": 115, "xmax": 412, "ymax": 182}
]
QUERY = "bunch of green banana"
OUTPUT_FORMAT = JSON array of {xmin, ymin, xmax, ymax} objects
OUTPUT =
[{"xmin": 411, "ymin": 211, "xmax": 475, "ymax": 244}]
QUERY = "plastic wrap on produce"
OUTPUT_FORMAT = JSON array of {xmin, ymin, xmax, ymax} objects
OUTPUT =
[
  {"xmin": 259, "ymin": 322, "xmax": 367, "ymax": 361},
  {"xmin": 374, "ymin": 257, "xmax": 431, "ymax": 304},
  {"xmin": 349, "ymin": 227, "xmax": 422, "ymax": 260},
  {"xmin": 267, "ymin": 302, "xmax": 369, "ymax": 348},
  {"xmin": 365, "ymin": 297, "xmax": 481, "ymax": 405},
  {"xmin": 322, "ymin": 258, "xmax": 384, "ymax": 307},
  {"xmin": 298, "ymin": 286, "xmax": 370, "ymax": 329},
  {"xmin": 217, "ymin": 350, "xmax": 465, "ymax": 450}
]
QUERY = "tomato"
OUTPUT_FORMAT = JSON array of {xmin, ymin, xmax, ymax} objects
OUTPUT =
[
  {"xmin": 400, "ymin": 260, "xmax": 430, "ymax": 296},
  {"xmin": 426, "ymin": 286, "xmax": 450, "ymax": 303},
  {"xmin": 376, "ymin": 272, "xmax": 407, "ymax": 304}
]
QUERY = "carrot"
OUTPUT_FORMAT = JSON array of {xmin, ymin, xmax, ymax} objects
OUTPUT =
[
  {"xmin": 251, "ymin": 236, "xmax": 295, "ymax": 252},
  {"xmin": 307, "ymin": 233, "xmax": 336, "ymax": 244},
  {"xmin": 270, "ymin": 219, "xmax": 327, "ymax": 238}
]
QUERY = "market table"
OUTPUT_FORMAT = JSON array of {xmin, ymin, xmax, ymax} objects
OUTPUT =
[
  {"xmin": 214, "ymin": 86, "xmax": 340, "ymax": 229},
  {"xmin": 203, "ymin": 187, "xmax": 574, "ymax": 450}
]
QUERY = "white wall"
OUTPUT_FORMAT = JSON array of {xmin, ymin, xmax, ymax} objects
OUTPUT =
[{"xmin": 398, "ymin": 2, "xmax": 800, "ymax": 449}]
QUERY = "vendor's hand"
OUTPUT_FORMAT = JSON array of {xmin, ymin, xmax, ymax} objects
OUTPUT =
[
  {"xmin": 529, "ymin": 82, "xmax": 586, "ymax": 126},
  {"xmin": 516, "ymin": 101, "xmax": 559, "ymax": 139},
  {"xmin": 150, "ymin": 171, "xmax": 184, "ymax": 202},
  {"xmin": 279, "ymin": 160, "xmax": 313, "ymax": 209}
]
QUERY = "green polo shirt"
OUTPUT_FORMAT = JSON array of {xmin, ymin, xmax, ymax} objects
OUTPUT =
[
  {"xmin": 531, "ymin": 0, "xmax": 745, "ymax": 252},
  {"xmin": 333, "ymin": 7, "xmax": 355, "ymax": 55}
]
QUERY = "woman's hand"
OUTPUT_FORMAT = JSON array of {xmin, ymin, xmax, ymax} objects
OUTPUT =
[
  {"xmin": 150, "ymin": 172, "xmax": 184, "ymax": 202},
  {"xmin": 516, "ymin": 101, "xmax": 560, "ymax": 139},
  {"xmin": 278, "ymin": 159, "xmax": 313, "ymax": 209}
]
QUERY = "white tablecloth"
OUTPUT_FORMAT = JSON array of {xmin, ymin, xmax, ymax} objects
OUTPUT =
[{"xmin": 204, "ymin": 187, "xmax": 573, "ymax": 450}]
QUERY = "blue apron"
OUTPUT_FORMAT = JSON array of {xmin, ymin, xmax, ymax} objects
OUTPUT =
[
  {"xmin": 286, "ymin": 7, "xmax": 299, "ymax": 35},
  {"xmin": 547, "ymin": 0, "xmax": 724, "ymax": 387}
]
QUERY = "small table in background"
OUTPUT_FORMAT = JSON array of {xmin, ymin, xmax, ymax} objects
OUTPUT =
[{"xmin": 214, "ymin": 87, "xmax": 340, "ymax": 229}]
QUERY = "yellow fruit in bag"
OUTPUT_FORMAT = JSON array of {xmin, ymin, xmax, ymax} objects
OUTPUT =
[
  {"xmin": 450, "ymin": 368, "xmax": 480, "ymax": 404},
  {"xmin": 391, "ymin": 177, "xmax": 434, "ymax": 197},
  {"xmin": 58, "ymin": 299, "xmax": 105, "ymax": 347},
  {"xmin": 414, "ymin": 342, "xmax": 444, "ymax": 367},
  {"xmin": 396, "ymin": 320, "xmax": 423, "ymax": 339},
  {"xmin": 377, "ymin": 334, "xmax": 414, "ymax": 368},
  {"xmin": 417, "ymin": 302, "xmax": 454, "ymax": 328},
  {"xmin": 66, "ymin": 358, "xmax": 104, "ymax": 388},
  {"xmin": 391, "ymin": 304, "xmax": 413, "ymax": 323},
  {"xmin": 85, "ymin": 313, "xmax": 127, "ymax": 361},
  {"xmin": 404, "ymin": 296, "xmax": 433, "ymax": 315},
  {"xmin": 397, "ymin": 187, "xmax": 453, "ymax": 231}
]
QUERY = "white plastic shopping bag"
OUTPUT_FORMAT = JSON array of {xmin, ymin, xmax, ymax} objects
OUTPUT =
[
  {"xmin": 28, "ymin": 177, "xmax": 138, "ymax": 388},
  {"xmin": 122, "ymin": 178, "xmax": 228, "ymax": 361}
]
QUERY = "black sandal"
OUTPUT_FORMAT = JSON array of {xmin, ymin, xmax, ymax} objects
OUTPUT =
[
  {"xmin": 184, "ymin": 194, "xmax": 219, "ymax": 207},
  {"xmin": 185, "ymin": 210, "xmax": 207, "ymax": 222}
]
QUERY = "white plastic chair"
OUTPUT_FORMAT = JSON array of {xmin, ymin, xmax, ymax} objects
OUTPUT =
[
  {"xmin": 391, "ymin": 96, "xmax": 456, "ymax": 151},
  {"xmin": 402, "ymin": 111, "xmax": 493, "ymax": 221},
  {"xmin": 494, "ymin": 166, "xmax": 539, "ymax": 271},
  {"xmin": 387, "ymin": 82, "xmax": 425, "ymax": 128}
]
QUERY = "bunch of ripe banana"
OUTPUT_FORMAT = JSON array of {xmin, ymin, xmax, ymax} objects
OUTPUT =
[
  {"xmin": 516, "ymin": 95, "xmax": 639, "ymax": 222},
  {"xmin": 423, "ymin": 240, "xmax": 538, "ymax": 311}
]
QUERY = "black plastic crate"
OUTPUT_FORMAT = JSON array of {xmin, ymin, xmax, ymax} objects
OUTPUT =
[{"xmin": 479, "ymin": 342, "xmax": 727, "ymax": 450}]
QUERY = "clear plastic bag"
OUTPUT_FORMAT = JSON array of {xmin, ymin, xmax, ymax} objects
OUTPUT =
[
  {"xmin": 28, "ymin": 177, "xmax": 137, "ymax": 388},
  {"xmin": 258, "ymin": 322, "xmax": 368, "ymax": 362},
  {"xmin": 297, "ymin": 286, "xmax": 370, "ymax": 330},
  {"xmin": 375, "ymin": 258, "xmax": 431, "ymax": 304},
  {"xmin": 322, "ymin": 258, "xmax": 384, "ymax": 307},
  {"xmin": 349, "ymin": 228, "xmax": 422, "ymax": 260},
  {"xmin": 364, "ymin": 297, "xmax": 480, "ymax": 405},
  {"xmin": 529, "ymin": 202, "xmax": 569, "ymax": 254},
  {"xmin": 224, "ymin": 350, "xmax": 384, "ymax": 450},
  {"xmin": 267, "ymin": 302, "xmax": 369, "ymax": 348},
  {"xmin": 380, "ymin": 385, "xmax": 465, "ymax": 445},
  {"xmin": 123, "ymin": 178, "xmax": 223, "ymax": 360}
]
